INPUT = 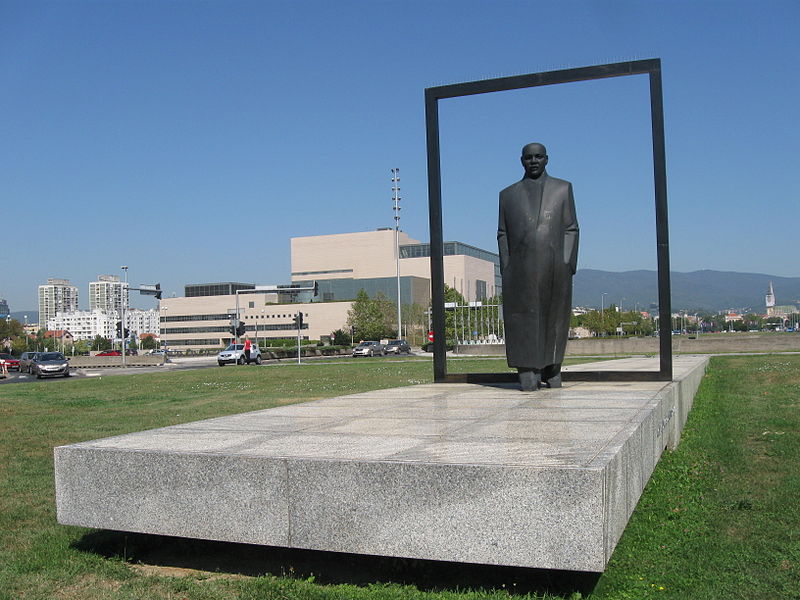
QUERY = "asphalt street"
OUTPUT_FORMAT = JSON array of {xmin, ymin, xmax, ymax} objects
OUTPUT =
[{"xmin": 0, "ymin": 352, "xmax": 428, "ymax": 385}]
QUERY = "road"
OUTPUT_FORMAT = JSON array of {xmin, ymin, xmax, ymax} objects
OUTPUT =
[{"xmin": 0, "ymin": 352, "xmax": 426, "ymax": 385}]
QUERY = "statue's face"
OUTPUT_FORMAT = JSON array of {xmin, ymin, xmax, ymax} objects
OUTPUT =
[{"xmin": 521, "ymin": 144, "xmax": 548, "ymax": 179}]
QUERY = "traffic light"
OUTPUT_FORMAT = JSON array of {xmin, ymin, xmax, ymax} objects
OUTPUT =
[
  {"xmin": 293, "ymin": 312, "xmax": 304, "ymax": 328},
  {"xmin": 235, "ymin": 321, "xmax": 246, "ymax": 337},
  {"xmin": 115, "ymin": 322, "xmax": 130, "ymax": 339},
  {"xmin": 428, "ymin": 331, "xmax": 434, "ymax": 342},
  {"xmin": 229, "ymin": 324, "xmax": 236, "ymax": 335},
  {"xmin": 154, "ymin": 283, "xmax": 162, "ymax": 301}
]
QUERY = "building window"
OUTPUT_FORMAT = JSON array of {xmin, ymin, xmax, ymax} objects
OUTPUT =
[{"xmin": 475, "ymin": 279, "xmax": 487, "ymax": 301}]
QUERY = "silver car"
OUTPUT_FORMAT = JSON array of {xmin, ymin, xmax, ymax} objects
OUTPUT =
[
  {"xmin": 19, "ymin": 352, "xmax": 39, "ymax": 373},
  {"xmin": 30, "ymin": 352, "xmax": 70, "ymax": 378},
  {"xmin": 352, "ymin": 341, "xmax": 385, "ymax": 357}
]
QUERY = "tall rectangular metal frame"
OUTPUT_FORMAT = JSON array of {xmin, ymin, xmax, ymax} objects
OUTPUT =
[{"xmin": 425, "ymin": 58, "xmax": 672, "ymax": 383}]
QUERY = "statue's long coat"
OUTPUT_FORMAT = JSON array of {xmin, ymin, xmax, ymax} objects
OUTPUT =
[{"xmin": 498, "ymin": 173, "xmax": 579, "ymax": 369}]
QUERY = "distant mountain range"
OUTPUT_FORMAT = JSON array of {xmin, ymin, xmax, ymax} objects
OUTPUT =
[
  {"xmin": 7, "ymin": 270, "xmax": 799, "ymax": 322},
  {"xmin": 573, "ymin": 269, "xmax": 800, "ymax": 313}
]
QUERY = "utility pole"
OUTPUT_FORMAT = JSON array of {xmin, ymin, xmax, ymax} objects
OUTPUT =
[
  {"xmin": 391, "ymin": 168, "xmax": 402, "ymax": 340},
  {"xmin": 295, "ymin": 312, "xmax": 303, "ymax": 364},
  {"xmin": 121, "ymin": 266, "xmax": 128, "ymax": 368}
]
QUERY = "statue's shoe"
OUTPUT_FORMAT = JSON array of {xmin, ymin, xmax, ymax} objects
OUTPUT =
[
  {"xmin": 544, "ymin": 373, "xmax": 562, "ymax": 388},
  {"xmin": 519, "ymin": 370, "xmax": 541, "ymax": 391}
]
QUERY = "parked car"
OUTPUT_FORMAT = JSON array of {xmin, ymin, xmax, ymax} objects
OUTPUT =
[
  {"xmin": 0, "ymin": 353, "xmax": 20, "ymax": 371},
  {"xmin": 30, "ymin": 351, "xmax": 70, "ymax": 378},
  {"xmin": 217, "ymin": 343, "xmax": 262, "ymax": 366},
  {"xmin": 19, "ymin": 352, "xmax": 39, "ymax": 373},
  {"xmin": 384, "ymin": 339, "xmax": 411, "ymax": 354},
  {"xmin": 96, "ymin": 350, "xmax": 121, "ymax": 356},
  {"xmin": 352, "ymin": 341, "xmax": 385, "ymax": 357}
]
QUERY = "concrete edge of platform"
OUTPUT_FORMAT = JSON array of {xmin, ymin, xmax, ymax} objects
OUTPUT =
[{"xmin": 54, "ymin": 356, "xmax": 710, "ymax": 573}]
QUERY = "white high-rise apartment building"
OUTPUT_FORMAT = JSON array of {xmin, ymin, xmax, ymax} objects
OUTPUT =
[
  {"xmin": 89, "ymin": 275, "xmax": 128, "ymax": 314},
  {"xmin": 125, "ymin": 309, "xmax": 160, "ymax": 339},
  {"xmin": 38, "ymin": 278, "xmax": 79, "ymax": 328},
  {"xmin": 47, "ymin": 310, "xmax": 117, "ymax": 341},
  {"xmin": 47, "ymin": 308, "xmax": 160, "ymax": 341}
]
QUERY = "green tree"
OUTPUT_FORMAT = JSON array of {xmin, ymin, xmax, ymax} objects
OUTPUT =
[
  {"xmin": 441, "ymin": 284, "xmax": 466, "ymax": 344},
  {"xmin": 347, "ymin": 290, "xmax": 395, "ymax": 341},
  {"xmin": 743, "ymin": 313, "xmax": 764, "ymax": 331},
  {"xmin": 401, "ymin": 302, "xmax": 427, "ymax": 347},
  {"xmin": 330, "ymin": 328, "xmax": 350, "ymax": 346},
  {"xmin": 10, "ymin": 337, "xmax": 27, "ymax": 356},
  {"xmin": 581, "ymin": 308, "xmax": 618, "ymax": 336},
  {"xmin": 0, "ymin": 318, "xmax": 24, "ymax": 340},
  {"xmin": 141, "ymin": 335, "xmax": 158, "ymax": 350},
  {"xmin": 91, "ymin": 335, "xmax": 112, "ymax": 352},
  {"xmin": 618, "ymin": 310, "xmax": 654, "ymax": 336},
  {"xmin": 73, "ymin": 339, "xmax": 91, "ymax": 355}
]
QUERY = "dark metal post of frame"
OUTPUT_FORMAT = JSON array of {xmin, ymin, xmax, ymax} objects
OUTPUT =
[{"xmin": 425, "ymin": 58, "xmax": 672, "ymax": 384}]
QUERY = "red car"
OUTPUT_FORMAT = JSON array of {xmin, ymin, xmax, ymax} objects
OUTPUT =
[
  {"xmin": 0, "ymin": 353, "xmax": 20, "ymax": 371},
  {"xmin": 96, "ymin": 350, "xmax": 121, "ymax": 356}
]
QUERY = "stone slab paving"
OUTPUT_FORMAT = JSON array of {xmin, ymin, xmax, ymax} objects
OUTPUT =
[{"xmin": 55, "ymin": 356, "xmax": 708, "ymax": 572}]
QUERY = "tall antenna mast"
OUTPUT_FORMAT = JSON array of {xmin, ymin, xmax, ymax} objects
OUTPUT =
[{"xmin": 391, "ymin": 168, "xmax": 402, "ymax": 340}]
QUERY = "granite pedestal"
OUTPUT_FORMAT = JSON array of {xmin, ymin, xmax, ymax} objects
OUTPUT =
[{"xmin": 55, "ymin": 356, "xmax": 708, "ymax": 572}]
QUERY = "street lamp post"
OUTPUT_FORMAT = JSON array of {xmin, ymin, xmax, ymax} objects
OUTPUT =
[
  {"xmin": 600, "ymin": 292, "xmax": 608, "ymax": 337},
  {"xmin": 121, "ymin": 266, "xmax": 128, "ymax": 368},
  {"xmin": 160, "ymin": 305, "xmax": 168, "ymax": 350}
]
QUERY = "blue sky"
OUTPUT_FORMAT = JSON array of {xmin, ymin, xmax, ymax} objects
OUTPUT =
[{"xmin": 2, "ymin": 0, "xmax": 798, "ymax": 311}]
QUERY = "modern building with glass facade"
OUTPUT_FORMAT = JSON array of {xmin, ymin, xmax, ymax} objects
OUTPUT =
[
  {"xmin": 159, "ymin": 229, "xmax": 500, "ymax": 350},
  {"xmin": 185, "ymin": 282, "xmax": 255, "ymax": 297}
]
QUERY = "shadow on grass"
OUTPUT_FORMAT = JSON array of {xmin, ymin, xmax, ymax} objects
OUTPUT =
[{"xmin": 74, "ymin": 530, "xmax": 600, "ymax": 596}]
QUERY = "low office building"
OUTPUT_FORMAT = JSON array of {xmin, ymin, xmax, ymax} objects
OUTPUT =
[
  {"xmin": 159, "ymin": 229, "xmax": 500, "ymax": 350},
  {"xmin": 159, "ymin": 294, "xmax": 351, "ymax": 349}
]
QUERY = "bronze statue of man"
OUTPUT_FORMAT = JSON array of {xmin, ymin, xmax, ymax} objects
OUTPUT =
[{"xmin": 498, "ymin": 143, "xmax": 579, "ymax": 391}]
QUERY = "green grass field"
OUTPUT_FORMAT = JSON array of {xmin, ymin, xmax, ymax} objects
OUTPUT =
[{"xmin": 1, "ymin": 355, "xmax": 798, "ymax": 599}]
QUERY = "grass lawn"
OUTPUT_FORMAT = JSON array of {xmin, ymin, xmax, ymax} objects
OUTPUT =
[{"xmin": 1, "ymin": 355, "xmax": 798, "ymax": 599}]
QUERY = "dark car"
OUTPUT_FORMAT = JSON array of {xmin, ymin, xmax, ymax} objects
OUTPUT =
[
  {"xmin": 0, "ymin": 353, "xmax": 20, "ymax": 371},
  {"xmin": 19, "ymin": 352, "xmax": 39, "ymax": 373},
  {"xmin": 384, "ymin": 339, "xmax": 411, "ymax": 354},
  {"xmin": 30, "ymin": 351, "xmax": 70, "ymax": 378}
]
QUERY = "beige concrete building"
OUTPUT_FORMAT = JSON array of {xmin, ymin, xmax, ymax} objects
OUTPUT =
[
  {"xmin": 159, "ymin": 294, "xmax": 351, "ymax": 350},
  {"xmin": 292, "ymin": 228, "xmax": 499, "ymax": 304},
  {"xmin": 159, "ymin": 229, "xmax": 500, "ymax": 350}
]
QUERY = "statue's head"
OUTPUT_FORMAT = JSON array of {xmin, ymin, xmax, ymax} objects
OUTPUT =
[{"xmin": 521, "ymin": 143, "xmax": 548, "ymax": 179}]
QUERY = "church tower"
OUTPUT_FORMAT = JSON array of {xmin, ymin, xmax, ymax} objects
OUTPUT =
[{"xmin": 766, "ymin": 281, "xmax": 776, "ymax": 309}]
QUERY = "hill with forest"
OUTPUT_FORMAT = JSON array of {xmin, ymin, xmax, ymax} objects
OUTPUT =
[{"xmin": 573, "ymin": 269, "xmax": 800, "ymax": 313}]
